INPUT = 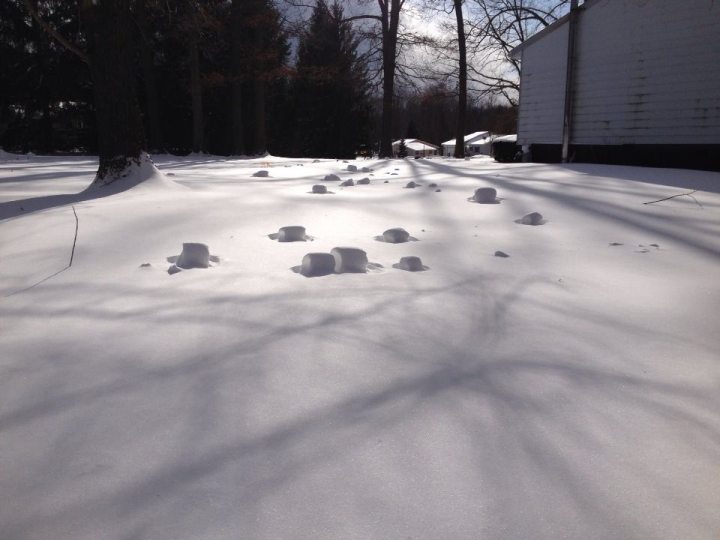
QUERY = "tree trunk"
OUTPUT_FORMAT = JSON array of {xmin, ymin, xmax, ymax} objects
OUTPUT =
[
  {"xmin": 189, "ymin": 33, "xmax": 203, "ymax": 153},
  {"xmin": 253, "ymin": 78, "xmax": 267, "ymax": 154},
  {"xmin": 230, "ymin": 0, "xmax": 245, "ymax": 155},
  {"xmin": 453, "ymin": 0, "xmax": 467, "ymax": 159},
  {"xmin": 378, "ymin": 0, "xmax": 402, "ymax": 159},
  {"xmin": 79, "ymin": 0, "xmax": 144, "ymax": 182},
  {"xmin": 137, "ymin": 0, "xmax": 163, "ymax": 152}
]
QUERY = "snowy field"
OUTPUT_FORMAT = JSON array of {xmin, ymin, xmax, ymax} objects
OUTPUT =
[{"xmin": 1, "ymin": 153, "xmax": 719, "ymax": 539}]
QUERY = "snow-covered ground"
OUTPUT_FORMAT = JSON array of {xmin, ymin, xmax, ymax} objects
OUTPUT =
[{"xmin": 1, "ymin": 153, "xmax": 719, "ymax": 539}]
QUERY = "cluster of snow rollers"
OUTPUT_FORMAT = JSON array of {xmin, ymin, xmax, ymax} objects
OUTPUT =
[
  {"xmin": 267, "ymin": 225, "xmax": 426, "ymax": 277},
  {"xmin": 170, "ymin": 168, "xmax": 544, "ymax": 275}
]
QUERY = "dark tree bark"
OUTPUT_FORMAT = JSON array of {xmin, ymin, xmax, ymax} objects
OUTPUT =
[
  {"xmin": 377, "ymin": 0, "xmax": 403, "ymax": 158},
  {"xmin": 252, "ymin": 78, "xmax": 267, "ymax": 154},
  {"xmin": 136, "ymin": 0, "xmax": 164, "ymax": 152},
  {"xmin": 252, "ymin": 22, "xmax": 267, "ymax": 154},
  {"xmin": 230, "ymin": 0, "xmax": 245, "ymax": 155},
  {"xmin": 453, "ymin": 0, "xmax": 467, "ymax": 158},
  {"xmin": 79, "ymin": 0, "xmax": 145, "ymax": 183},
  {"xmin": 189, "ymin": 34, "xmax": 204, "ymax": 153}
]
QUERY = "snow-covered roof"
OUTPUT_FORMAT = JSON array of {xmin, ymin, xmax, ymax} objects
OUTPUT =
[
  {"xmin": 392, "ymin": 138, "xmax": 439, "ymax": 150},
  {"xmin": 493, "ymin": 134, "xmax": 517, "ymax": 142},
  {"xmin": 441, "ymin": 131, "xmax": 490, "ymax": 146}
]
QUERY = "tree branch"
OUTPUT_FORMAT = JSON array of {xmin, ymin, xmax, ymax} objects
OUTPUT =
[{"xmin": 24, "ymin": 0, "xmax": 89, "ymax": 64}]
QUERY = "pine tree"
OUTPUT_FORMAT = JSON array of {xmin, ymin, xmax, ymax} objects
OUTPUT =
[
  {"xmin": 398, "ymin": 138, "xmax": 408, "ymax": 158},
  {"xmin": 293, "ymin": 0, "xmax": 371, "ymax": 158}
]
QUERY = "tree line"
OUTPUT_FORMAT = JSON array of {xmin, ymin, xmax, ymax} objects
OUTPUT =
[{"xmin": 0, "ymin": 0, "xmax": 568, "ymax": 184}]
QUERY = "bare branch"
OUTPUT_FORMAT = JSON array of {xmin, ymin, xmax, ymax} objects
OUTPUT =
[{"xmin": 24, "ymin": 0, "xmax": 89, "ymax": 64}]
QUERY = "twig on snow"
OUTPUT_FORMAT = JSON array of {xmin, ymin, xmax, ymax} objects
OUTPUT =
[
  {"xmin": 70, "ymin": 205, "xmax": 79, "ymax": 266},
  {"xmin": 643, "ymin": 190, "xmax": 698, "ymax": 205}
]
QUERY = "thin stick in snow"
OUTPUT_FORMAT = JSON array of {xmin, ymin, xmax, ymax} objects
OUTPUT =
[
  {"xmin": 70, "ymin": 205, "xmax": 79, "ymax": 267},
  {"xmin": 643, "ymin": 190, "xmax": 698, "ymax": 205},
  {"xmin": 4, "ymin": 205, "xmax": 79, "ymax": 298}
]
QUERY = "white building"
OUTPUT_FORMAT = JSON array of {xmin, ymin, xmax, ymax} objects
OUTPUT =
[
  {"xmin": 441, "ymin": 131, "xmax": 491, "ymax": 156},
  {"xmin": 391, "ymin": 139, "xmax": 440, "ymax": 157},
  {"xmin": 511, "ymin": 0, "xmax": 720, "ymax": 170}
]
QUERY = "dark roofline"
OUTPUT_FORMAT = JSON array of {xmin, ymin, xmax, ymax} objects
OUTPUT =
[{"xmin": 510, "ymin": 0, "xmax": 598, "ymax": 58}]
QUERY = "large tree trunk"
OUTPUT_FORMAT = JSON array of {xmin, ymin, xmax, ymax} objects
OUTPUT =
[
  {"xmin": 453, "ymin": 0, "xmax": 467, "ymax": 159},
  {"xmin": 189, "ymin": 34, "xmax": 203, "ymax": 153},
  {"xmin": 137, "ymin": 0, "xmax": 163, "ymax": 152},
  {"xmin": 230, "ymin": 0, "xmax": 245, "ymax": 155},
  {"xmin": 253, "ymin": 78, "xmax": 267, "ymax": 154},
  {"xmin": 80, "ymin": 0, "xmax": 144, "ymax": 182},
  {"xmin": 378, "ymin": 0, "xmax": 402, "ymax": 159}
]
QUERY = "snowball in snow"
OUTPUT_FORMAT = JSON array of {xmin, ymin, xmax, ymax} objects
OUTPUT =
[
  {"xmin": 516, "ymin": 212, "xmax": 546, "ymax": 225},
  {"xmin": 357, "ymin": 178, "xmax": 370, "ymax": 185},
  {"xmin": 331, "ymin": 247, "xmax": 368, "ymax": 273},
  {"xmin": 347, "ymin": 164, "xmax": 358, "ymax": 172},
  {"xmin": 394, "ymin": 256, "xmax": 426, "ymax": 272},
  {"xmin": 176, "ymin": 243, "xmax": 210, "ymax": 268},
  {"xmin": 312, "ymin": 184, "xmax": 328, "ymax": 194},
  {"xmin": 382, "ymin": 228, "xmax": 410, "ymax": 243},
  {"xmin": 300, "ymin": 253, "xmax": 336, "ymax": 277},
  {"xmin": 324, "ymin": 174, "xmax": 340, "ymax": 182},
  {"xmin": 473, "ymin": 187, "xmax": 497, "ymax": 203},
  {"xmin": 253, "ymin": 170, "xmax": 269, "ymax": 177},
  {"xmin": 277, "ymin": 226, "xmax": 307, "ymax": 242},
  {"xmin": 405, "ymin": 181, "xmax": 419, "ymax": 188}
]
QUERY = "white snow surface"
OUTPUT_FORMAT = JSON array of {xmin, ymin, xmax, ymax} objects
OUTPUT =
[{"xmin": 1, "ymin": 154, "xmax": 720, "ymax": 539}]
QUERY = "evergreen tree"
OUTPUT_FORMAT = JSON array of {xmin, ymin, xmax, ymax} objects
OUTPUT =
[
  {"xmin": 293, "ymin": 0, "xmax": 371, "ymax": 158},
  {"xmin": 398, "ymin": 138, "xmax": 407, "ymax": 158}
]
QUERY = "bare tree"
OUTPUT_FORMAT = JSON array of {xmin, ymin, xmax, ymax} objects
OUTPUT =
[
  {"xmin": 453, "ymin": 0, "xmax": 467, "ymax": 157},
  {"xmin": 467, "ymin": 0, "xmax": 568, "ymax": 105}
]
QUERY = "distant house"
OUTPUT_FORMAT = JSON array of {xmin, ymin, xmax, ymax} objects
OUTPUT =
[
  {"xmin": 391, "ymin": 139, "xmax": 440, "ymax": 157},
  {"xmin": 511, "ymin": 0, "xmax": 720, "ymax": 170},
  {"xmin": 441, "ymin": 131, "xmax": 491, "ymax": 156}
]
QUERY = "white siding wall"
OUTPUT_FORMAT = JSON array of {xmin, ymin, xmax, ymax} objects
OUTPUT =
[
  {"xmin": 517, "ymin": 24, "xmax": 568, "ymax": 145},
  {"xmin": 518, "ymin": 0, "xmax": 720, "ymax": 146}
]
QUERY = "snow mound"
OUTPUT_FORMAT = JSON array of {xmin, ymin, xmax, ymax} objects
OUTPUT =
[
  {"xmin": 270, "ymin": 226, "xmax": 308, "ymax": 242},
  {"xmin": 324, "ymin": 174, "xmax": 340, "ymax": 182},
  {"xmin": 357, "ymin": 178, "xmax": 370, "ymax": 185},
  {"xmin": 379, "ymin": 228, "xmax": 410, "ymax": 243},
  {"xmin": 393, "ymin": 256, "xmax": 427, "ymax": 272},
  {"xmin": 312, "ymin": 184, "xmax": 329, "ymax": 194},
  {"xmin": 340, "ymin": 179, "xmax": 354, "ymax": 187},
  {"xmin": 0, "ymin": 149, "xmax": 21, "ymax": 161},
  {"xmin": 515, "ymin": 212, "xmax": 546, "ymax": 225},
  {"xmin": 472, "ymin": 187, "xmax": 498, "ymax": 203},
  {"xmin": 405, "ymin": 181, "xmax": 419, "ymax": 188},
  {"xmin": 347, "ymin": 164, "xmax": 358, "ymax": 172},
  {"xmin": 331, "ymin": 247, "xmax": 368, "ymax": 273},
  {"xmin": 253, "ymin": 170, "xmax": 270, "ymax": 177},
  {"xmin": 85, "ymin": 153, "xmax": 180, "ymax": 193},
  {"xmin": 299, "ymin": 253, "xmax": 336, "ymax": 277}
]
